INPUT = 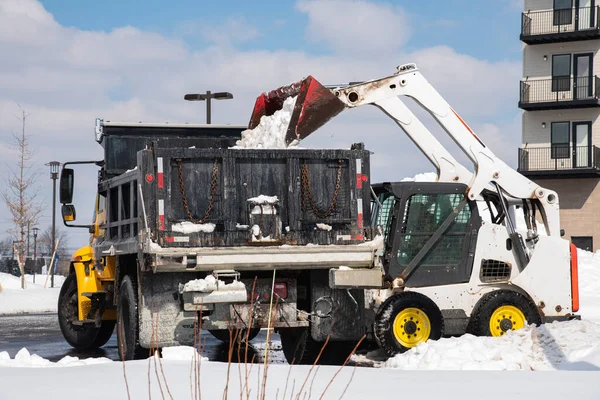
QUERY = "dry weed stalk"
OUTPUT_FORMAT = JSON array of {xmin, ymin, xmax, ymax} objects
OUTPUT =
[
  {"xmin": 281, "ymin": 358, "xmax": 295, "ymax": 400},
  {"xmin": 318, "ymin": 335, "xmax": 366, "ymax": 400},
  {"xmin": 293, "ymin": 335, "xmax": 330, "ymax": 400},
  {"xmin": 259, "ymin": 270, "xmax": 279, "ymax": 400},
  {"xmin": 150, "ymin": 300, "xmax": 166, "ymax": 400},
  {"xmin": 117, "ymin": 318, "xmax": 132, "ymax": 400}
]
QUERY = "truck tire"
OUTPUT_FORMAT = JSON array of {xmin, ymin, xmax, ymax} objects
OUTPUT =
[
  {"xmin": 92, "ymin": 320, "xmax": 116, "ymax": 348},
  {"xmin": 279, "ymin": 328, "xmax": 355, "ymax": 365},
  {"xmin": 209, "ymin": 328, "xmax": 260, "ymax": 343},
  {"xmin": 57, "ymin": 273, "xmax": 99, "ymax": 350},
  {"xmin": 374, "ymin": 291, "xmax": 444, "ymax": 356},
  {"xmin": 469, "ymin": 290, "xmax": 541, "ymax": 337},
  {"xmin": 117, "ymin": 275, "xmax": 146, "ymax": 360}
]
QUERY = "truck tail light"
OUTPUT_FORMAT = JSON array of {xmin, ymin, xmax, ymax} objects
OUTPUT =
[{"xmin": 273, "ymin": 282, "xmax": 287, "ymax": 299}]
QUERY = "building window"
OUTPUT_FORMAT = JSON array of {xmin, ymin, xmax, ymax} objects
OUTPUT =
[
  {"xmin": 554, "ymin": 0, "xmax": 573, "ymax": 25},
  {"xmin": 551, "ymin": 122, "xmax": 570, "ymax": 159},
  {"xmin": 572, "ymin": 236, "xmax": 593, "ymax": 252},
  {"xmin": 552, "ymin": 54, "xmax": 571, "ymax": 92}
]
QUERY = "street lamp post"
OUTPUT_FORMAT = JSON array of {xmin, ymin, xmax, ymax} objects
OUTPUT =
[
  {"xmin": 46, "ymin": 161, "xmax": 61, "ymax": 288},
  {"xmin": 32, "ymin": 227, "xmax": 39, "ymax": 284},
  {"xmin": 184, "ymin": 91, "xmax": 233, "ymax": 124}
]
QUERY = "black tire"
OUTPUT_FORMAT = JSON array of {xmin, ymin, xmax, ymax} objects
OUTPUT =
[
  {"xmin": 209, "ymin": 328, "xmax": 261, "ymax": 343},
  {"xmin": 117, "ymin": 275, "xmax": 146, "ymax": 360},
  {"xmin": 279, "ymin": 328, "xmax": 356, "ymax": 365},
  {"xmin": 58, "ymin": 273, "xmax": 99, "ymax": 350},
  {"xmin": 469, "ymin": 290, "xmax": 541, "ymax": 337},
  {"xmin": 92, "ymin": 320, "xmax": 116, "ymax": 348},
  {"xmin": 373, "ymin": 291, "xmax": 444, "ymax": 356}
]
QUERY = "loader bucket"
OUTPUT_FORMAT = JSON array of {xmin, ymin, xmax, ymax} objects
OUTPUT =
[{"xmin": 249, "ymin": 76, "xmax": 346, "ymax": 145}]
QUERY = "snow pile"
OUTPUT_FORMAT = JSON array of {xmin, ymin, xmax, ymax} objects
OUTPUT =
[
  {"xmin": 385, "ymin": 320, "xmax": 600, "ymax": 371},
  {"xmin": 316, "ymin": 223, "xmax": 332, "ymax": 231},
  {"xmin": 247, "ymin": 195, "xmax": 279, "ymax": 204},
  {"xmin": 0, "ymin": 348, "xmax": 112, "ymax": 368},
  {"xmin": 576, "ymin": 248, "xmax": 600, "ymax": 322},
  {"xmin": 401, "ymin": 172, "xmax": 438, "ymax": 182},
  {"xmin": 234, "ymin": 96, "xmax": 299, "ymax": 149},
  {"xmin": 0, "ymin": 272, "xmax": 64, "ymax": 315},
  {"xmin": 182, "ymin": 275, "xmax": 245, "ymax": 293},
  {"xmin": 248, "ymin": 195, "xmax": 278, "ymax": 215},
  {"xmin": 236, "ymin": 223, "xmax": 249, "ymax": 230},
  {"xmin": 171, "ymin": 221, "xmax": 215, "ymax": 234}
]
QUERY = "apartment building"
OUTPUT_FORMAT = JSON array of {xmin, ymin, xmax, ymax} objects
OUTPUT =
[{"xmin": 519, "ymin": 0, "xmax": 600, "ymax": 251}]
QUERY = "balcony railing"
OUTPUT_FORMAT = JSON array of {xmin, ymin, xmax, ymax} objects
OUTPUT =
[
  {"xmin": 521, "ymin": 7, "xmax": 600, "ymax": 43},
  {"xmin": 519, "ymin": 76, "xmax": 600, "ymax": 110},
  {"xmin": 518, "ymin": 145, "xmax": 600, "ymax": 176}
]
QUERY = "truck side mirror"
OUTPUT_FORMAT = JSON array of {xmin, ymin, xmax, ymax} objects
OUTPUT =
[
  {"xmin": 62, "ymin": 204, "xmax": 76, "ymax": 222},
  {"xmin": 60, "ymin": 168, "xmax": 74, "ymax": 204}
]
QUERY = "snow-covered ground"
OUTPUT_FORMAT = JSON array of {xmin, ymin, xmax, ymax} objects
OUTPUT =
[
  {"xmin": 1, "ymin": 233, "xmax": 600, "ymax": 398},
  {"xmin": 0, "ymin": 272, "xmax": 64, "ymax": 315}
]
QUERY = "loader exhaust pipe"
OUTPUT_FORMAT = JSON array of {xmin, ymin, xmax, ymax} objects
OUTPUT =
[{"xmin": 249, "ymin": 76, "xmax": 346, "ymax": 145}]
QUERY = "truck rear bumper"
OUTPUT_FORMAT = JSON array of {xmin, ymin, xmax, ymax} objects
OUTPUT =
[{"xmin": 150, "ymin": 244, "xmax": 377, "ymax": 272}]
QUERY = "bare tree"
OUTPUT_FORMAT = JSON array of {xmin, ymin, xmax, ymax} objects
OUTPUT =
[{"xmin": 2, "ymin": 106, "xmax": 43, "ymax": 288}]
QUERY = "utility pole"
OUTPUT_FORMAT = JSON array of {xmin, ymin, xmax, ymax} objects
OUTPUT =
[
  {"xmin": 26, "ymin": 221, "xmax": 30, "ymax": 261},
  {"xmin": 184, "ymin": 91, "xmax": 233, "ymax": 124},
  {"xmin": 46, "ymin": 161, "xmax": 61, "ymax": 288},
  {"xmin": 32, "ymin": 227, "xmax": 39, "ymax": 283}
]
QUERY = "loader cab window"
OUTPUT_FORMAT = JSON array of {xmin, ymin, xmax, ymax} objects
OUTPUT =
[
  {"xmin": 371, "ymin": 191, "xmax": 396, "ymax": 240},
  {"xmin": 396, "ymin": 193, "xmax": 471, "ymax": 268}
]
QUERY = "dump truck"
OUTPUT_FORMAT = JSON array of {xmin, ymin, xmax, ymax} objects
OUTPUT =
[
  {"xmin": 58, "ymin": 62, "xmax": 579, "ymax": 365},
  {"xmin": 58, "ymin": 120, "xmax": 381, "ymax": 362}
]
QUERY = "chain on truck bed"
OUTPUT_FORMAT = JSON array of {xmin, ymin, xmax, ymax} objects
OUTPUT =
[
  {"xmin": 176, "ymin": 158, "xmax": 219, "ymax": 224},
  {"xmin": 301, "ymin": 159, "xmax": 343, "ymax": 219}
]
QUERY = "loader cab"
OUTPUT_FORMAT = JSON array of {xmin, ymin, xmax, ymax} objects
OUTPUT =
[{"xmin": 371, "ymin": 182, "xmax": 482, "ymax": 287}]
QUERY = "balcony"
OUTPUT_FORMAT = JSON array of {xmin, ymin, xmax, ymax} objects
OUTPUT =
[
  {"xmin": 517, "ymin": 145, "xmax": 600, "ymax": 178},
  {"xmin": 521, "ymin": 7, "xmax": 600, "ymax": 44},
  {"xmin": 519, "ymin": 76, "xmax": 600, "ymax": 110}
]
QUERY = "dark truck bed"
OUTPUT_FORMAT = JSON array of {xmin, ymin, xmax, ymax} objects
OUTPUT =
[{"xmin": 94, "ymin": 122, "xmax": 376, "ymax": 272}]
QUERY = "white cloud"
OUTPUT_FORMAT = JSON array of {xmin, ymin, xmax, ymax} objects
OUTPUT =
[
  {"xmin": 296, "ymin": 0, "xmax": 411, "ymax": 55},
  {"xmin": 178, "ymin": 16, "xmax": 262, "ymax": 47},
  {"xmin": 0, "ymin": 0, "xmax": 522, "ymax": 244}
]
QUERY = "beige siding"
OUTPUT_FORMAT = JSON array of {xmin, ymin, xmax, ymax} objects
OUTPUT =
[
  {"xmin": 523, "ymin": 40, "xmax": 600, "ymax": 78},
  {"xmin": 524, "ymin": 0, "xmax": 552, "ymax": 12},
  {"xmin": 522, "ymin": 109, "xmax": 600, "ymax": 145},
  {"xmin": 533, "ymin": 177, "xmax": 600, "ymax": 251}
]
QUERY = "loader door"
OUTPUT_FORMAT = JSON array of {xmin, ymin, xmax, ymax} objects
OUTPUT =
[{"xmin": 387, "ymin": 184, "xmax": 481, "ymax": 287}]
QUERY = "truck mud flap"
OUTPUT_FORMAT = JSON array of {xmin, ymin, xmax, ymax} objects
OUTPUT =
[{"xmin": 310, "ymin": 274, "xmax": 366, "ymax": 341}]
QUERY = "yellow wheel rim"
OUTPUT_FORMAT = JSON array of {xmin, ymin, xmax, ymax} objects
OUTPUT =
[
  {"xmin": 392, "ymin": 307, "xmax": 431, "ymax": 348},
  {"xmin": 489, "ymin": 305, "xmax": 526, "ymax": 337}
]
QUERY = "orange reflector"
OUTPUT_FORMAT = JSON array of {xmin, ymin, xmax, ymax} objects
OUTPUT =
[{"xmin": 570, "ymin": 243, "xmax": 580, "ymax": 312}]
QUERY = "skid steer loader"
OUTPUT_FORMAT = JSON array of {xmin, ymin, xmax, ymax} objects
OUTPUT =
[{"xmin": 251, "ymin": 63, "xmax": 579, "ymax": 356}]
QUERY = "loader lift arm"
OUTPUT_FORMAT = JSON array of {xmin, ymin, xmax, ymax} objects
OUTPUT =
[{"xmin": 250, "ymin": 63, "xmax": 560, "ymax": 239}]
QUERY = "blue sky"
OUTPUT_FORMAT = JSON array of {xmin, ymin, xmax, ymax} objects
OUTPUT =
[
  {"xmin": 1, "ymin": 0, "xmax": 524, "ymax": 247},
  {"xmin": 40, "ymin": 0, "xmax": 522, "ymax": 61}
]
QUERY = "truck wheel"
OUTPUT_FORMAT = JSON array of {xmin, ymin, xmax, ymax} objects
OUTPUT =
[
  {"xmin": 279, "ymin": 328, "xmax": 355, "ymax": 365},
  {"xmin": 92, "ymin": 320, "xmax": 116, "ymax": 348},
  {"xmin": 209, "ymin": 328, "xmax": 260, "ymax": 343},
  {"xmin": 58, "ymin": 273, "xmax": 99, "ymax": 350},
  {"xmin": 117, "ymin": 275, "xmax": 145, "ymax": 360},
  {"xmin": 374, "ymin": 292, "xmax": 444, "ymax": 356},
  {"xmin": 469, "ymin": 290, "xmax": 541, "ymax": 337}
]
